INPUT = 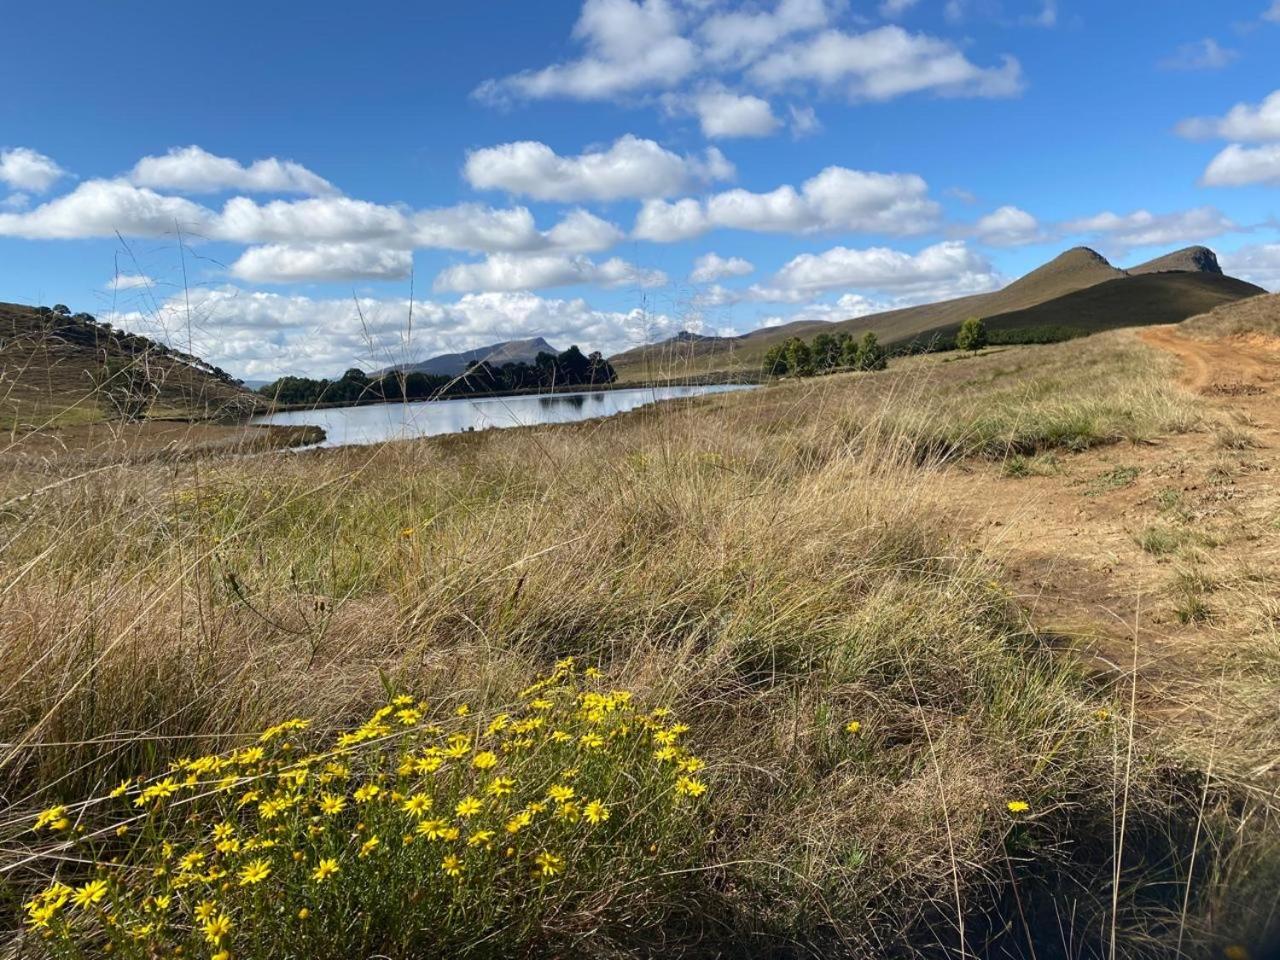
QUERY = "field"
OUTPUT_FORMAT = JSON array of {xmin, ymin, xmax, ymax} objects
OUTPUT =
[{"xmin": 1, "ymin": 324, "xmax": 1279, "ymax": 958}]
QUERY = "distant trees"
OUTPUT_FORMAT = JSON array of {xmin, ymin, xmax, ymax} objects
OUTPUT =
[
  {"xmin": 763, "ymin": 330, "xmax": 888, "ymax": 378},
  {"xmin": 956, "ymin": 317, "xmax": 989, "ymax": 353},
  {"xmin": 256, "ymin": 344, "xmax": 618, "ymax": 406}
]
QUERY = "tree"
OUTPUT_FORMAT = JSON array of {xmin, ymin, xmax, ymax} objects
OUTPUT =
[
  {"xmin": 762, "ymin": 344, "xmax": 787, "ymax": 377},
  {"xmin": 811, "ymin": 332, "xmax": 841, "ymax": 371},
  {"xmin": 855, "ymin": 332, "xmax": 887, "ymax": 371},
  {"xmin": 783, "ymin": 337, "xmax": 814, "ymax": 377},
  {"xmin": 956, "ymin": 317, "xmax": 988, "ymax": 353},
  {"xmin": 840, "ymin": 334, "xmax": 861, "ymax": 368}
]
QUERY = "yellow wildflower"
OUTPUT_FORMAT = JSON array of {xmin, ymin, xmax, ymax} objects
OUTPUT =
[
  {"xmin": 237, "ymin": 858, "xmax": 271, "ymax": 886},
  {"xmin": 583, "ymin": 800, "xmax": 610, "ymax": 824},
  {"xmin": 441, "ymin": 854, "xmax": 463, "ymax": 877},
  {"xmin": 311, "ymin": 857, "xmax": 340, "ymax": 882},
  {"xmin": 353, "ymin": 784, "xmax": 381, "ymax": 803},
  {"xmin": 468, "ymin": 829, "xmax": 495, "ymax": 847},
  {"xmin": 845, "ymin": 720, "xmax": 862, "ymax": 735},
  {"xmin": 71, "ymin": 879, "xmax": 109, "ymax": 909},
  {"xmin": 1007, "ymin": 801, "xmax": 1030, "ymax": 814},
  {"xmin": 401, "ymin": 792, "xmax": 432, "ymax": 816},
  {"xmin": 34, "ymin": 805, "xmax": 68, "ymax": 831},
  {"xmin": 534, "ymin": 851, "xmax": 564, "ymax": 877},
  {"xmin": 416, "ymin": 818, "xmax": 448, "ymax": 840},
  {"xmin": 472, "ymin": 751, "xmax": 499, "ymax": 770},
  {"xmin": 358, "ymin": 835, "xmax": 381, "ymax": 858},
  {"xmin": 202, "ymin": 912, "xmax": 233, "ymax": 945},
  {"xmin": 455, "ymin": 795, "xmax": 483, "ymax": 817},
  {"xmin": 675, "ymin": 776, "xmax": 707, "ymax": 798}
]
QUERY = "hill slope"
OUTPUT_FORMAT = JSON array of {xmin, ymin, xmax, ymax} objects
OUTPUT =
[
  {"xmin": 379, "ymin": 337, "xmax": 559, "ymax": 377},
  {"xmin": 0, "ymin": 302, "xmax": 254, "ymax": 428},
  {"xmin": 1180, "ymin": 290, "xmax": 1280, "ymax": 340},
  {"xmin": 610, "ymin": 246, "xmax": 1264, "ymax": 380}
]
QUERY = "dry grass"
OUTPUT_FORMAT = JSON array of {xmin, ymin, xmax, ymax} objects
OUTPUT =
[
  {"xmin": 0, "ymin": 333, "xmax": 1276, "ymax": 957},
  {"xmin": 1181, "ymin": 292, "xmax": 1280, "ymax": 341}
]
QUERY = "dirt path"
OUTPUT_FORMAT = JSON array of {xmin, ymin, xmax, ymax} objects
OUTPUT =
[
  {"xmin": 948, "ymin": 327, "xmax": 1280, "ymax": 774},
  {"xmin": 1139, "ymin": 324, "xmax": 1277, "ymax": 392}
]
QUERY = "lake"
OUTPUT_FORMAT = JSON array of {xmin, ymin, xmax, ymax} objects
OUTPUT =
[{"xmin": 252, "ymin": 384, "xmax": 756, "ymax": 448}]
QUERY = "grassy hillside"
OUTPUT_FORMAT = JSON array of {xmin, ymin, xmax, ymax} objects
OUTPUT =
[
  {"xmin": 0, "ymin": 301, "xmax": 255, "ymax": 430},
  {"xmin": 1181, "ymin": 290, "xmax": 1280, "ymax": 339},
  {"xmin": 611, "ymin": 247, "xmax": 1265, "ymax": 383},
  {"xmin": 2, "ymin": 331, "xmax": 1277, "ymax": 958}
]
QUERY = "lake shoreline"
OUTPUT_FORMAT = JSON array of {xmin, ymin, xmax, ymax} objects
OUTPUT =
[{"xmin": 253, "ymin": 383, "xmax": 758, "ymax": 448}]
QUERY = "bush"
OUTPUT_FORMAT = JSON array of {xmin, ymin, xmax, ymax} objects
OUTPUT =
[
  {"xmin": 956, "ymin": 317, "xmax": 989, "ymax": 352},
  {"xmin": 20, "ymin": 659, "xmax": 707, "ymax": 958}
]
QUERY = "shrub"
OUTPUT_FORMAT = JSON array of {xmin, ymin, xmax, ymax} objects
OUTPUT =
[{"xmin": 20, "ymin": 659, "xmax": 707, "ymax": 958}]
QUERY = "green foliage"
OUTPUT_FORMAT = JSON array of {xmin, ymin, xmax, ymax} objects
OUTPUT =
[
  {"xmin": 853, "ymin": 332, "xmax": 887, "ymax": 371},
  {"xmin": 762, "ymin": 331, "xmax": 888, "ymax": 378},
  {"xmin": 956, "ymin": 316, "xmax": 989, "ymax": 352},
  {"xmin": 783, "ymin": 337, "xmax": 814, "ymax": 377}
]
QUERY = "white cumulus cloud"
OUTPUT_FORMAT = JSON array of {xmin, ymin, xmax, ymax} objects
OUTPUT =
[
  {"xmin": 688, "ymin": 88, "xmax": 780, "ymax": 138},
  {"xmin": 973, "ymin": 205, "xmax": 1044, "ymax": 246},
  {"xmin": 464, "ymin": 135, "xmax": 733, "ymax": 201},
  {"xmin": 130, "ymin": 146, "xmax": 338, "ymax": 196},
  {"xmin": 0, "ymin": 147, "xmax": 67, "ymax": 193},
  {"xmin": 699, "ymin": 0, "xmax": 834, "ymax": 66},
  {"xmin": 1201, "ymin": 143, "xmax": 1280, "ymax": 187},
  {"xmin": 749, "ymin": 26, "xmax": 1024, "ymax": 101},
  {"xmin": 1220, "ymin": 244, "xmax": 1280, "ymax": 290},
  {"xmin": 230, "ymin": 243, "xmax": 414, "ymax": 284},
  {"xmin": 474, "ymin": 0, "xmax": 697, "ymax": 102},
  {"xmin": 690, "ymin": 252, "xmax": 755, "ymax": 283},
  {"xmin": 634, "ymin": 166, "xmax": 940, "ymax": 241},
  {"xmin": 764, "ymin": 240, "xmax": 999, "ymax": 296},
  {"xmin": 0, "ymin": 179, "xmax": 213, "ymax": 239},
  {"xmin": 1062, "ymin": 206, "xmax": 1237, "ymax": 248},
  {"xmin": 434, "ymin": 253, "xmax": 666, "ymax": 293},
  {"xmin": 1176, "ymin": 89, "xmax": 1280, "ymax": 141}
]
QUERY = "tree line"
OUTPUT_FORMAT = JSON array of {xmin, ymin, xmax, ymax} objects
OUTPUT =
[
  {"xmin": 257, "ymin": 345, "xmax": 617, "ymax": 406},
  {"xmin": 763, "ymin": 317, "xmax": 996, "ymax": 377},
  {"xmin": 763, "ymin": 330, "xmax": 888, "ymax": 377}
]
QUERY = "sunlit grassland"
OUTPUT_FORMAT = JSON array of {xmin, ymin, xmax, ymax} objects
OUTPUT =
[{"xmin": 1, "ymin": 331, "xmax": 1276, "ymax": 957}]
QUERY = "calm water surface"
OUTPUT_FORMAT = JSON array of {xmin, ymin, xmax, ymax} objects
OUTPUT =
[{"xmin": 253, "ymin": 384, "xmax": 755, "ymax": 448}]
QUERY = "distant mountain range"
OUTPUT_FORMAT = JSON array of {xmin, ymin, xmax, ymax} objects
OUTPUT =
[
  {"xmin": 377, "ymin": 337, "xmax": 559, "ymax": 378},
  {"xmin": 609, "ymin": 246, "xmax": 1266, "ymax": 381}
]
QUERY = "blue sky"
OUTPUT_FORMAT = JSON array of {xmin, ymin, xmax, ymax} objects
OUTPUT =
[{"xmin": 2, "ymin": 0, "xmax": 1279, "ymax": 378}]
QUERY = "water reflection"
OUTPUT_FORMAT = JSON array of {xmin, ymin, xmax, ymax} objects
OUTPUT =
[{"xmin": 253, "ymin": 384, "xmax": 755, "ymax": 448}]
